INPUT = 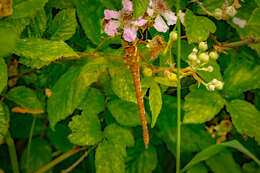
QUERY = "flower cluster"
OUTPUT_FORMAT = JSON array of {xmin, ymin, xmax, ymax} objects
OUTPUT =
[
  {"xmin": 103, "ymin": 0, "xmax": 177, "ymax": 42},
  {"xmin": 207, "ymin": 78, "xmax": 224, "ymax": 91}
]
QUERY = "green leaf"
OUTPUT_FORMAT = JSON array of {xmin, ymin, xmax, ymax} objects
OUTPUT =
[
  {"xmin": 181, "ymin": 140, "xmax": 260, "ymax": 172},
  {"xmin": 223, "ymin": 58, "xmax": 260, "ymax": 98},
  {"xmin": 76, "ymin": 0, "xmax": 102, "ymax": 45},
  {"xmin": 197, "ymin": 60, "xmax": 223, "ymax": 83},
  {"xmin": 46, "ymin": 124, "xmax": 73, "ymax": 152},
  {"xmin": 95, "ymin": 141, "xmax": 125, "ymax": 173},
  {"xmin": 205, "ymin": 150, "xmax": 242, "ymax": 173},
  {"xmin": 226, "ymin": 99, "xmax": 260, "ymax": 145},
  {"xmin": 68, "ymin": 111, "xmax": 102, "ymax": 146},
  {"xmin": 14, "ymin": 38, "xmax": 78, "ymax": 66},
  {"xmin": 10, "ymin": 0, "xmax": 48, "ymax": 19},
  {"xmin": 186, "ymin": 163, "xmax": 208, "ymax": 173},
  {"xmin": 153, "ymin": 76, "xmax": 177, "ymax": 87},
  {"xmin": 108, "ymin": 100, "xmax": 142, "ymax": 127},
  {"xmin": 20, "ymin": 138, "xmax": 52, "ymax": 173},
  {"xmin": 196, "ymin": 0, "xmax": 225, "ymax": 14},
  {"xmin": 127, "ymin": 145, "xmax": 158, "ymax": 173},
  {"xmin": 111, "ymin": 68, "xmax": 137, "ymax": 104},
  {"xmin": 47, "ymin": 9, "xmax": 77, "ymax": 41},
  {"xmin": 6, "ymin": 86, "xmax": 44, "ymax": 111},
  {"xmin": 185, "ymin": 10, "xmax": 216, "ymax": 43},
  {"xmin": 183, "ymin": 86, "xmax": 225, "ymax": 124},
  {"xmin": 27, "ymin": 8, "xmax": 47, "ymax": 38},
  {"xmin": 104, "ymin": 123, "xmax": 135, "ymax": 156},
  {"xmin": 243, "ymin": 162, "xmax": 260, "ymax": 173},
  {"xmin": 47, "ymin": 0, "xmax": 76, "ymax": 9},
  {"xmin": 47, "ymin": 63, "xmax": 101, "ymax": 129},
  {"xmin": 0, "ymin": 58, "xmax": 8, "ymax": 94},
  {"xmin": 78, "ymin": 88, "xmax": 105, "ymax": 115},
  {"xmin": 133, "ymin": 0, "xmax": 150, "ymax": 18},
  {"xmin": 0, "ymin": 24, "xmax": 18, "ymax": 57},
  {"xmin": 0, "ymin": 103, "xmax": 10, "ymax": 144},
  {"xmin": 149, "ymin": 81, "xmax": 162, "ymax": 128}
]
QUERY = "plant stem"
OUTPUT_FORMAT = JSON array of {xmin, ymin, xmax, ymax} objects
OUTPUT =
[
  {"xmin": 221, "ymin": 37, "xmax": 260, "ymax": 48},
  {"xmin": 176, "ymin": 2, "xmax": 182, "ymax": 173},
  {"xmin": 34, "ymin": 147, "xmax": 86, "ymax": 173},
  {"xmin": 6, "ymin": 132, "xmax": 20, "ymax": 173},
  {"xmin": 26, "ymin": 115, "xmax": 36, "ymax": 172}
]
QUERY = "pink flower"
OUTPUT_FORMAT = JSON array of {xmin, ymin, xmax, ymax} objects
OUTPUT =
[
  {"xmin": 104, "ymin": 10, "xmax": 120, "ymax": 20},
  {"xmin": 123, "ymin": 27, "xmax": 137, "ymax": 42},
  {"xmin": 103, "ymin": 0, "xmax": 147, "ymax": 42},
  {"xmin": 104, "ymin": 21, "xmax": 121, "ymax": 36},
  {"xmin": 148, "ymin": 0, "xmax": 177, "ymax": 32}
]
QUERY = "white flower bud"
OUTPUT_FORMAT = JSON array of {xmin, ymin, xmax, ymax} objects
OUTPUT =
[
  {"xmin": 215, "ymin": 81, "xmax": 224, "ymax": 90},
  {"xmin": 214, "ymin": 8, "xmax": 222, "ymax": 20},
  {"xmin": 207, "ymin": 66, "xmax": 214, "ymax": 72},
  {"xmin": 196, "ymin": 59, "xmax": 201, "ymax": 64},
  {"xmin": 198, "ymin": 53, "xmax": 209, "ymax": 63},
  {"xmin": 170, "ymin": 31, "xmax": 178, "ymax": 42},
  {"xmin": 188, "ymin": 53, "xmax": 197, "ymax": 61},
  {"xmin": 211, "ymin": 78, "xmax": 218, "ymax": 85},
  {"xmin": 225, "ymin": 6, "xmax": 237, "ymax": 17},
  {"xmin": 209, "ymin": 51, "xmax": 219, "ymax": 60},
  {"xmin": 208, "ymin": 84, "xmax": 215, "ymax": 91},
  {"xmin": 192, "ymin": 48, "xmax": 198, "ymax": 53},
  {"xmin": 199, "ymin": 42, "xmax": 208, "ymax": 51}
]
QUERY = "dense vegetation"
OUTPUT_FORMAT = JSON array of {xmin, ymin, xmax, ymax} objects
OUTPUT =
[{"xmin": 0, "ymin": 0, "xmax": 260, "ymax": 173}]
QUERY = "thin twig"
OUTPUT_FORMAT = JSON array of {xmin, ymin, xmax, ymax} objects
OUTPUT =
[
  {"xmin": 220, "ymin": 37, "xmax": 260, "ymax": 48},
  {"xmin": 34, "ymin": 147, "xmax": 86, "ymax": 173},
  {"xmin": 190, "ymin": 0, "xmax": 213, "ymax": 16}
]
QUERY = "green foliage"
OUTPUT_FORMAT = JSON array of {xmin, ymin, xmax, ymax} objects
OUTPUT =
[
  {"xmin": 133, "ymin": 0, "xmax": 150, "ymax": 18},
  {"xmin": 226, "ymin": 100, "xmax": 260, "ymax": 144},
  {"xmin": 0, "ymin": 24, "xmax": 18, "ymax": 57},
  {"xmin": 68, "ymin": 111, "xmax": 102, "ymax": 146},
  {"xmin": 185, "ymin": 10, "xmax": 216, "ymax": 43},
  {"xmin": 149, "ymin": 80, "xmax": 162, "ymax": 127},
  {"xmin": 0, "ymin": 58, "xmax": 8, "ymax": 94},
  {"xmin": 183, "ymin": 86, "xmax": 225, "ymax": 124},
  {"xmin": 0, "ymin": 103, "xmax": 9, "ymax": 144}
]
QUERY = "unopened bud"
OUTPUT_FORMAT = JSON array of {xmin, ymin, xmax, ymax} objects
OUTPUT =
[
  {"xmin": 215, "ymin": 81, "xmax": 224, "ymax": 90},
  {"xmin": 188, "ymin": 53, "xmax": 197, "ymax": 61},
  {"xmin": 214, "ymin": 8, "xmax": 222, "ymax": 20},
  {"xmin": 225, "ymin": 6, "xmax": 237, "ymax": 17},
  {"xmin": 208, "ymin": 84, "xmax": 215, "ymax": 91},
  {"xmin": 199, "ymin": 42, "xmax": 208, "ymax": 51},
  {"xmin": 192, "ymin": 48, "xmax": 198, "ymax": 53},
  {"xmin": 169, "ymin": 31, "xmax": 178, "ymax": 42},
  {"xmin": 198, "ymin": 53, "xmax": 209, "ymax": 63},
  {"xmin": 143, "ymin": 67, "xmax": 153, "ymax": 77},
  {"xmin": 209, "ymin": 51, "xmax": 219, "ymax": 60},
  {"xmin": 207, "ymin": 66, "xmax": 214, "ymax": 72}
]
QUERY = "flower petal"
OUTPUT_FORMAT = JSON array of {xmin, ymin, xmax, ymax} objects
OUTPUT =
[
  {"xmin": 147, "ymin": 0, "xmax": 154, "ymax": 16},
  {"xmin": 162, "ymin": 10, "xmax": 177, "ymax": 25},
  {"xmin": 132, "ymin": 16, "xmax": 147, "ymax": 26},
  {"xmin": 122, "ymin": 0, "xmax": 133, "ymax": 12},
  {"xmin": 179, "ymin": 10, "xmax": 185, "ymax": 24},
  {"xmin": 104, "ymin": 10, "xmax": 120, "ymax": 20},
  {"xmin": 232, "ymin": 17, "xmax": 247, "ymax": 28},
  {"xmin": 123, "ymin": 26, "xmax": 137, "ymax": 42},
  {"xmin": 104, "ymin": 21, "xmax": 120, "ymax": 36},
  {"xmin": 154, "ymin": 15, "xmax": 168, "ymax": 32}
]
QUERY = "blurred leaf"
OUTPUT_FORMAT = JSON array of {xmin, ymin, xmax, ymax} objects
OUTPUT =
[
  {"xmin": 111, "ymin": 68, "xmax": 137, "ymax": 104},
  {"xmin": 14, "ymin": 38, "xmax": 78, "ymax": 69},
  {"xmin": 223, "ymin": 58, "xmax": 260, "ymax": 98},
  {"xmin": 0, "ymin": 24, "xmax": 18, "ymax": 57},
  {"xmin": 104, "ymin": 123, "xmax": 135, "ymax": 156},
  {"xmin": 153, "ymin": 77, "xmax": 177, "ymax": 87},
  {"xmin": 47, "ymin": 9, "xmax": 77, "ymax": 41},
  {"xmin": 78, "ymin": 88, "xmax": 105, "ymax": 115},
  {"xmin": 10, "ymin": 0, "xmax": 48, "ymax": 19},
  {"xmin": 0, "ymin": 58, "xmax": 8, "ymax": 94},
  {"xmin": 47, "ymin": 62, "xmax": 101, "ymax": 129},
  {"xmin": 133, "ymin": 0, "xmax": 150, "ymax": 18},
  {"xmin": 0, "ymin": 103, "xmax": 9, "ymax": 144},
  {"xmin": 226, "ymin": 99, "xmax": 260, "ymax": 145},
  {"xmin": 181, "ymin": 140, "xmax": 260, "ymax": 172},
  {"xmin": 76, "ymin": 0, "xmax": 103, "ymax": 45},
  {"xmin": 47, "ymin": 124, "xmax": 73, "ymax": 152},
  {"xmin": 1, "ymin": 17, "xmax": 31, "ymax": 36},
  {"xmin": 108, "ymin": 100, "xmax": 142, "ymax": 127},
  {"xmin": 95, "ymin": 141, "xmax": 125, "ymax": 173},
  {"xmin": 206, "ymin": 150, "xmax": 242, "ymax": 173},
  {"xmin": 127, "ymin": 145, "xmax": 158, "ymax": 173},
  {"xmin": 243, "ymin": 162, "xmax": 260, "ymax": 173},
  {"xmin": 20, "ymin": 138, "xmax": 52, "ymax": 173},
  {"xmin": 26, "ymin": 8, "xmax": 47, "ymax": 38},
  {"xmin": 196, "ymin": 0, "xmax": 225, "ymax": 14},
  {"xmin": 149, "ymin": 81, "xmax": 162, "ymax": 128},
  {"xmin": 6, "ymin": 86, "xmax": 44, "ymax": 111},
  {"xmin": 183, "ymin": 86, "xmax": 225, "ymax": 124},
  {"xmin": 68, "ymin": 111, "xmax": 102, "ymax": 146},
  {"xmin": 185, "ymin": 10, "xmax": 216, "ymax": 43},
  {"xmin": 186, "ymin": 163, "xmax": 208, "ymax": 173},
  {"xmin": 47, "ymin": 0, "xmax": 76, "ymax": 9}
]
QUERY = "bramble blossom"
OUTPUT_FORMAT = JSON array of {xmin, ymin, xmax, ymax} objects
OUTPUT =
[
  {"xmin": 147, "ymin": 0, "xmax": 177, "ymax": 32},
  {"xmin": 103, "ymin": 0, "xmax": 147, "ymax": 42}
]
